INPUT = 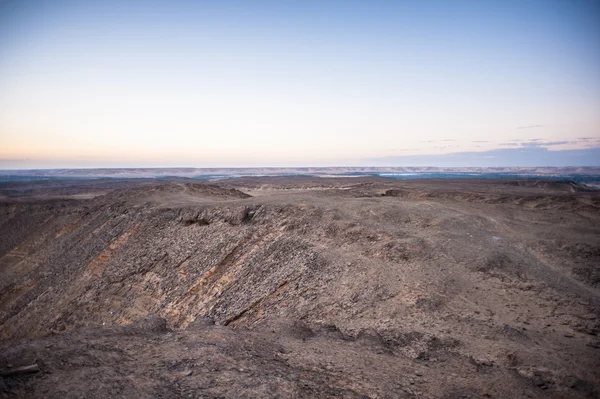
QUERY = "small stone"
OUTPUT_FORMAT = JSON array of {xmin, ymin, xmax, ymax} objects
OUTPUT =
[{"xmin": 533, "ymin": 379, "xmax": 548, "ymax": 389}]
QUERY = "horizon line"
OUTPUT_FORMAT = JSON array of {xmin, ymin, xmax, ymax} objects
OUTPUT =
[{"xmin": 2, "ymin": 165, "xmax": 599, "ymax": 172}]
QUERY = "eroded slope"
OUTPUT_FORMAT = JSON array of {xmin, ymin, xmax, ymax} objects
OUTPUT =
[{"xmin": 1, "ymin": 180, "xmax": 599, "ymax": 398}]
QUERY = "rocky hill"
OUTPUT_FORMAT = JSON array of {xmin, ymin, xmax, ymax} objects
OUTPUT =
[{"xmin": 1, "ymin": 178, "xmax": 599, "ymax": 398}]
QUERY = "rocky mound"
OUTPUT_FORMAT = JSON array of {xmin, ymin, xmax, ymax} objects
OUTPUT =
[
  {"xmin": 503, "ymin": 180, "xmax": 594, "ymax": 192},
  {"xmin": 1, "ymin": 178, "xmax": 599, "ymax": 398},
  {"xmin": 98, "ymin": 183, "xmax": 251, "ymax": 203},
  {"xmin": 6, "ymin": 315, "xmax": 598, "ymax": 399}
]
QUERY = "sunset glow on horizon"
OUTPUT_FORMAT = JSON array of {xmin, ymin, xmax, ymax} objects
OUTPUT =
[{"xmin": 1, "ymin": 0, "xmax": 599, "ymax": 168}]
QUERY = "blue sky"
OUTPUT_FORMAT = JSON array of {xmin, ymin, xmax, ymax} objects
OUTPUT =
[{"xmin": 0, "ymin": 0, "xmax": 599, "ymax": 168}]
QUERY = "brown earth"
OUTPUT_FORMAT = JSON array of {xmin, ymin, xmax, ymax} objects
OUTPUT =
[{"xmin": 0, "ymin": 178, "xmax": 599, "ymax": 398}]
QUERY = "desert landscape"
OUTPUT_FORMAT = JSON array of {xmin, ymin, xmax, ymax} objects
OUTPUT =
[
  {"xmin": 2, "ymin": 0, "xmax": 599, "ymax": 397},
  {"xmin": 0, "ymin": 176, "xmax": 599, "ymax": 398}
]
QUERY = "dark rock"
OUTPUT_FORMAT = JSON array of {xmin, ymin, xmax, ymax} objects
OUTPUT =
[
  {"xmin": 586, "ymin": 340, "xmax": 600, "ymax": 348},
  {"xmin": 187, "ymin": 317, "xmax": 215, "ymax": 329},
  {"xmin": 356, "ymin": 328, "xmax": 387, "ymax": 348},
  {"xmin": 124, "ymin": 315, "xmax": 169, "ymax": 334}
]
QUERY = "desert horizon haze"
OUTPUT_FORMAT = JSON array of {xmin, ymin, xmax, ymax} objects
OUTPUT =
[{"xmin": 1, "ymin": 0, "xmax": 599, "ymax": 168}]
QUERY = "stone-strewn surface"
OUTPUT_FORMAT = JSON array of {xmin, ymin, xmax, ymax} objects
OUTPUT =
[{"xmin": 1, "ymin": 179, "xmax": 599, "ymax": 398}]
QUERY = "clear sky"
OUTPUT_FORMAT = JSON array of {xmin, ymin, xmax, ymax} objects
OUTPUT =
[{"xmin": 1, "ymin": 0, "xmax": 599, "ymax": 168}]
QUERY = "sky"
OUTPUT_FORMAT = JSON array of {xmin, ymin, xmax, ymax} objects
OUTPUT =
[{"xmin": 0, "ymin": 0, "xmax": 599, "ymax": 168}]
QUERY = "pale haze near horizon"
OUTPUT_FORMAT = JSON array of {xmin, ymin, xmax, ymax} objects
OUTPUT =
[{"xmin": 1, "ymin": 0, "xmax": 599, "ymax": 168}]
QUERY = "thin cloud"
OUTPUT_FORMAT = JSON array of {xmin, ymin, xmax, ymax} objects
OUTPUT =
[
  {"xmin": 545, "ymin": 141, "xmax": 574, "ymax": 146},
  {"xmin": 521, "ymin": 141, "xmax": 542, "ymax": 147},
  {"xmin": 516, "ymin": 125, "xmax": 544, "ymax": 129},
  {"xmin": 500, "ymin": 140, "xmax": 575, "ymax": 149},
  {"xmin": 521, "ymin": 140, "xmax": 573, "ymax": 147},
  {"xmin": 419, "ymin": 139, "xmax": 456, "ymax": 143}
]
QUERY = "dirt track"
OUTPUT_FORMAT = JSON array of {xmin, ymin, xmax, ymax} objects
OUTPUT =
[{"xmin": 1, "ymin": 178, "xmax": 599, "ymax": 398}]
